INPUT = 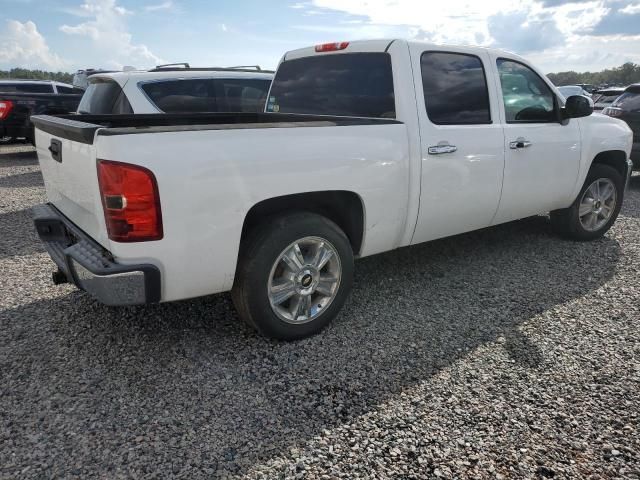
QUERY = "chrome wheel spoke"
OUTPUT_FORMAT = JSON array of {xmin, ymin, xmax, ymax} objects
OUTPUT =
[
  {"xmin": 601, "ymin": 182, "xmax": 614, "ymax": 201},
  {"xmin": 291, "ymin": 294, "xmax": 311, "ymax": 321},
  {"xmin": 312, "ymin": 242, "xmax": 334, "ymax": 270},
  {"xmin": 579, "ymin": 199, "xmax": 594, "ymax": 217},
  {"xmin": 270, "ymin": 279, "xmax": 296, "ymax": 305},
  {"xmin": 316, "ymin": 274, "xmax": 338, "ymax": 296},
  {"xmin": 281, "ymin": 243, "xmax": 305, "ymax": 272}
]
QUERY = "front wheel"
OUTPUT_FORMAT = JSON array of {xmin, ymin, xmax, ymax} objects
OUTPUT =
[
  {"xmin": 551, "ymin": 163, "xmax": 624, "ymax": 241},
  {"xmin": 232, "ymin": 212, "xmax": 354, "ymax": 340}
]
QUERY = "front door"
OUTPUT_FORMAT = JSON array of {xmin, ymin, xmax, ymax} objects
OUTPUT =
[
  {"xmin": 410, "ymin": 46, "xmax": 505, "ymax": 244},
  {"xmin": 489, "ymin": 56, "xmax": 581, "ymax": 225}
]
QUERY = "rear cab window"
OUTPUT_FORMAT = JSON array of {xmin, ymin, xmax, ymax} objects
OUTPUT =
[
  {"xmin": 139, "ymin": 78, "xmax": 272, "ymax": 113},
  {"xmin": 266, "ymin": 53, "xmax": 395, "ymax": 118},
  {"xmin": 78, "ymin": 79, "xmax": 133, "ymax": 114},
  {"xmin": 0, "ymin": 83, "xmax": 54, "ymax": 93}
]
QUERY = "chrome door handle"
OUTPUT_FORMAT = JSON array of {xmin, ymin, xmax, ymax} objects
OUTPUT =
[
  {"xmin": 428, "ymin": 144, "xmax": 457, "ymax": 155},
  {"xmin": 509, "ymin": 138, "xmax": 532, "ymax": 149}
]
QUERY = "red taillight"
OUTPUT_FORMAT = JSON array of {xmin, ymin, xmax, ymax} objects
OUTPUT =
[
  {"xmin": 97, "ymin": 160, "xmax": 163, "ymax": 242},
  {"xmin": 315, "ymin": 42, "xmax": 349, "ymax": 52},
  {"xmin": 0, "ymin": 100, "xmax": 14, "ymax": 120}
]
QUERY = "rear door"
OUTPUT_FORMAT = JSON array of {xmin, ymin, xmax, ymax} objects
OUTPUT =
[
  {"xmin": 409, "ymin": 45, "xmax": 505, "ymax": 243},
  {"xmin": 488, "ymin": 56, "xmax": 581, "ymax": 224}
]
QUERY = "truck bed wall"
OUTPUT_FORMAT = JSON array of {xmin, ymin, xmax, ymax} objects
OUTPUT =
[{"xmin": 94, "ymin": 123, "xmax": 411, "ymax": 301}]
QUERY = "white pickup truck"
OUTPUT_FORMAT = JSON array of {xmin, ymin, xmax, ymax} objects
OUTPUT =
[{"xmin": 32, "ymin": 39, "xmax": 633, "ymax": 340}]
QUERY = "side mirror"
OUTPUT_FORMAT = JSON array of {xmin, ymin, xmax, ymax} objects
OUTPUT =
[{"xmin": 562, "ymin": 95, "xmax": 593, "ymax": 120}]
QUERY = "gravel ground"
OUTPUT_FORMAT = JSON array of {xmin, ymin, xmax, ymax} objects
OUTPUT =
[{"xmin": 1, "ymin": 143, "xmax": 639, "ymax": 479}]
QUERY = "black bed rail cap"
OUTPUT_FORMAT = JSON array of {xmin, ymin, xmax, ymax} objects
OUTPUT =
[{"xmin": 31, "ymin": 114, "xmax": 100, "ymax": 145}]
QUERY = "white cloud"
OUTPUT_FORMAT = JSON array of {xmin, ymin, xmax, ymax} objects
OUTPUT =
[
  {"xmin": 527, "ymin": 34, "xmax": 640, "ymax": 72},
  {"xmin": 309, "ymin": 0, "xmax": 522, "ymax": 45},
  {"xmin": 303, "ymin": 0, "xmax": 640, "ymax": 71},
  {"xmin": 620, "ymin": 2, "xmax": 640, "ymax": 14},
  {"xmin": 145, "ymin": 1, "xmax": 174, "ymax": 12},
  {"xmin": 0, "ymin": 20, "xmax": 66, "ymax": 69},
  {"xmin": 60, "ymin": 0, "xmax": 162, "ymax": 69}
]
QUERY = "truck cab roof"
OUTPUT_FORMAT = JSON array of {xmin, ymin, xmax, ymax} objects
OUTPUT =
[{"xmin": 282, "ymin": 38, "xmax": 525, "ymax": 63}]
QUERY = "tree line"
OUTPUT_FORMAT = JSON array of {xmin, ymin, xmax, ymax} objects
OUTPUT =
[
  {"xmin": 0, "ymin": 68, "xmax": 73, "ymax": 84},
  {"xmin": 547, "ymin": 62, "xmax": 640, "ymax": 87}
]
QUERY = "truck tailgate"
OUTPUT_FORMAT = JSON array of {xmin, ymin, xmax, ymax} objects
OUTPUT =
[{"xmin": 33, "ymin": 122, "xmax": 108, "ymax": 247}]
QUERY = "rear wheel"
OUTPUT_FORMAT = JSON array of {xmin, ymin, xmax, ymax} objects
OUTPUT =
[
  {"xmin": 551, "ymin": 163, "xmax": 624, "ymax": 240},
  {"xmin": 232, "ymin": 212, "xmax": 354, "ymax": 340}
]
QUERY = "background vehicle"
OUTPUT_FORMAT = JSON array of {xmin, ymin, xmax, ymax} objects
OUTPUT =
[
  {"xmin": 72, "ymin": 69, "xmax": 118, "ymax": 89},
  {"xmin": 31, "ymin": 40, "xmax": 633, "ymax": 340},
  {"xmin": 558, "ymin": 85, "xmax": 592, "ymax": 99},
  {"xmin": 575, "ymin": 83, "xmax": 596, "ymax": 94},
  {"xmin": 603, "ymin": 83, "xmax": 640, "ymax": 167},
  {"xmin": 593, "ymin": 87, "xmax": 625, "ymax": 111},
  {"xmin": 78, "ymin": 66, "xmax": 274, "ymax": 114},
  {"xmin": 0, "ymin": 80, "xmax": 84, "ymax": 143}
]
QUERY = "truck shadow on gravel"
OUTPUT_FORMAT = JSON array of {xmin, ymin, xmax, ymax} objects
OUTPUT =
[{"xmin": 0, "ymin": 216, "xmax": 621, "ymax": 477}]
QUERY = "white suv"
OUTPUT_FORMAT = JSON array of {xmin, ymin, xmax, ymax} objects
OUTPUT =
[{"xmin": 77, "ymin": 67, "xmax": 274, "ymax": 115}]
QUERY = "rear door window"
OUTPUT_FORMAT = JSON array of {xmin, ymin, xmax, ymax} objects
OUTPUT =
[
  {"xmin": 421, "ymin": 52, "xmax": 491, "ymax": 124},
  {"xmin": 77, "ymin": 80, "xmax": 133, "ymax": 114},
  {"xmin": 140, "ymin": 78, "xmax": 272, "ymax": 113},
  {"xmin": 613, "ymin": 91, "xmax": 640, "ymax": 112},
  {"xmin": 266, "ymin": 53, "xmax": 395, "ymax": 118},
  {"xmin": 0, "ymin": 83, "xmax": 54, "ymax": 93}
]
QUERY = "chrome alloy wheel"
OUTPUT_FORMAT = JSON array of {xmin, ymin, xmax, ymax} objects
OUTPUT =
[
  {"xmin": 268, "ymin": 236, "xmax": 342, "ymax": 324},
  {"xmin": 579, "ymin": 178, "xmax": 617, "ymax": 232}
]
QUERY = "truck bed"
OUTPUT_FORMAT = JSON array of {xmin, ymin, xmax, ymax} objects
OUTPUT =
[{"xmin": 31, "ymin": 112, "xmax": 401, "ymax": 144}]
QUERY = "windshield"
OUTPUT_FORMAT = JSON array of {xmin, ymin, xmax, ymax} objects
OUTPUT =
[{"xmin": 267, "ymin": 53, "xmax": 395, "ymax": 118}]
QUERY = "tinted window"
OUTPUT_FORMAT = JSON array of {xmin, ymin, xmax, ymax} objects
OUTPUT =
[
  {"xmin": 0, "ymin": 83, "xmax": 53, "ymax": 93},
  {"xmin": 421, "ymin": 52, "xmax": 491, "ymax": 125},
  {"xmin": 78, "ymin": 80, "xmax": 133, "ymax": 114},
  {"xmin": 267, "ymin": 53, "xmax": 395, "ymax": 118},
  {"xmin": 595, "ymin": 93, "xmax": 621, "ymax": 105},
  {"xmin": 613, "ymin": 91, "xmax": 640, "ymax": 112},
  {"xmin": 57, "ymin": 85, "xmax": 83, "ymax": 94},
  {"xmin": 497, "ymin": 59, "xmax": 556, "ymax": 123},
  {"xmin": 140, "ymin": 78, "xmax": 271, "ymax": 113}
]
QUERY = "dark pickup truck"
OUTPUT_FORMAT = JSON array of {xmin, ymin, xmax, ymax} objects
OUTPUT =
[{"xmin": 0, "ymin": 80, "xmax": 84, "ymax": 143}]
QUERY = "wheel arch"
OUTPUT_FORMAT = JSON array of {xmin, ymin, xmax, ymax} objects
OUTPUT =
[
  {"xmin": 240, "ymin": 191, "xmax": 366, "ymax": 256},
  {"xmin": 590, "ymin": 150, "xmax": 628, "ymax": 179}
]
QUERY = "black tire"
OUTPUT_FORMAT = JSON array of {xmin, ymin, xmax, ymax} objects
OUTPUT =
[
  {"xmin": 550, "ymin": 163, "xmax": 624, "ymax": 241},
  {"xmin": 232, "ymin": 212, "xmax": 354, "ymax": 340}
]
